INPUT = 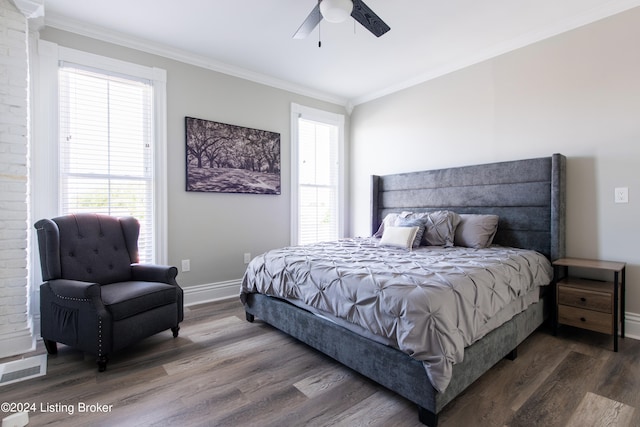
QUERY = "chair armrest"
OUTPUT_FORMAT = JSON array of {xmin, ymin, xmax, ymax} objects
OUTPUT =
[
  {"xmin": 46, "ymin": 279, "xmax": 101, "ymax": 300},
  {"xmin": 131, "ymin": 263, "xmax": 178, "ymax": 285}
]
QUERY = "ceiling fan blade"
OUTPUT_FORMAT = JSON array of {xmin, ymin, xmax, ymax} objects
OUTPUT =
[
  {"xmin": 351, "ymin": 0, "xmax": 390, "ymax": 37},
  {"xmin": 293, "ymin": 3, "xmax": 323, "ymax": 39}
]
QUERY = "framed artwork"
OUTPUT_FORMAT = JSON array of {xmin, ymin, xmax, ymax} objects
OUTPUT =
[{"xmin": 185, "ymin": 116, "xmax": 281, "ymax": 194}]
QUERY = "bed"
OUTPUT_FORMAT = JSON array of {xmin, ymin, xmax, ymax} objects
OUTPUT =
[{"xmin": 240, "ymin": 153, "xmax": 566, "ymax": 426}]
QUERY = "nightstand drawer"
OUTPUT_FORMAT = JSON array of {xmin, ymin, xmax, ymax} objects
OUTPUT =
[
  {"xmin": 557, "ymin": 305, "xmax": 612, "ymax": 335},
  {"xmin": 557, "ymin": 285, "xmax": 611, "ymax": 313},
  {"xmin": 553, "ymin": 258, "xmax": 626, "ymax": 352}
]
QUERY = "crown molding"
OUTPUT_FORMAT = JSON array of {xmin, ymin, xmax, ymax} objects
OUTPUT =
[
  {"xmin": 12, "ymin": 0, "xmax": 44, "ymax": 18},
  {"xmin": 351, "ymin": 0, "xmax": 640, "ymax": 106},
  {"xmin": 41, "ymin": 0, "xmax": 640, "ymax": 109},
  {"xmin": 43, "ymin": 12, "xmax": 349, "ymax": 108}
]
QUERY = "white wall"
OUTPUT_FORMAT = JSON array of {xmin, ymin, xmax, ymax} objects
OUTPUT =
[
  {"xmin": 36, "ymin": 27, "xmax": 348, "ymax": 302},
  {"xmin": 6, "ymin": 4, "xmax": 638, "ymax": 356},
  {"xmin": 350, "ymin": 8, "xmax": 640, "ymax": 315}
]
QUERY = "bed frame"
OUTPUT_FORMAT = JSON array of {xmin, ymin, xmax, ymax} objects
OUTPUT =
[{"xmin": 244, "ymin": 153, "xmax": 566, "ymax": 426}]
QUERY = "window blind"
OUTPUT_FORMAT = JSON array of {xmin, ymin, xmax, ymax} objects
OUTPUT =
[
  {"xmin": 58, "ymin": 63, "xmax": 154, "ymax": 263},
  {"xmin": 297, "ymin": 118, "xmax": 339, "ymax": 245}
]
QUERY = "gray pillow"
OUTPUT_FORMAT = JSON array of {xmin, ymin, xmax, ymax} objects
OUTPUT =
[
  {"xmin": 421, "ymin": 211, "xmax": 460, "ymax": 247},
  {"xmin": 454, "ymin": 214, "xmax": 499, "ymax": 248}
]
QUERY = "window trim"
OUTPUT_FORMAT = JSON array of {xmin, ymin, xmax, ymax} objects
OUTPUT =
[
  {"xmin": 32, "ymin": 40, "xmax": 168, "ymax": 264},
  {"xmin": 290, "ymin": 103, "xmax": 345, "ymax": 245}
]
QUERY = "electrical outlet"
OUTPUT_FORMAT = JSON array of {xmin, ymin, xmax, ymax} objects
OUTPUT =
[
  {"xmin": 181, "ymin": 259, "xmax": 190, "ymax": 272},
  {"xmin": 614, "ymin": 187, "xmax": 628, "ymax": 204},
  {"xmin": 244, "ymin": 253, "xmax": 251, "ymax": 264}
]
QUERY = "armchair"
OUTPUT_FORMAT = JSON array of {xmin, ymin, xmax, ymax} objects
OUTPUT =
[{"xmin": 34, "ymin": 213, "xmax": 184, "ymax": 371}]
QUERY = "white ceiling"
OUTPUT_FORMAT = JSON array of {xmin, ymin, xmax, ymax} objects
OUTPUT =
[{"xmin": 43, "ymin": 0, "xmax": 640, "ymax": 107}]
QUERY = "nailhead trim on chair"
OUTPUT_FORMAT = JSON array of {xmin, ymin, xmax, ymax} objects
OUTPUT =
[
  {"xmin": 54, "ymin": 294, "xmax": 91, "ymax": 302},
  {"xmin": 52, "ymin": 292, "xmax": 103, "ymax": 356},
  {"xmin": 98, "ymin": 317, "xmax": 103, "ymax": 356}
]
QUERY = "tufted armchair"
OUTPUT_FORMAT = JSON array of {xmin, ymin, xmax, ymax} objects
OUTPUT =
[{"xmin": 34, "ymin": 213, "xmax": 184, "ymax": 371}]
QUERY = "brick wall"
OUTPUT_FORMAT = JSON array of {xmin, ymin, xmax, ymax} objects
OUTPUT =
[{"xmin": 0, "ymin": 0, "xmax": 34, "ymax": 358}]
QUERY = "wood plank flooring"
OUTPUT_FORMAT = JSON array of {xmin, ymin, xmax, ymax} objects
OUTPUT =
[{"xmin": 1, "ymin": 298, "xmax": 638, "ymax": 426}]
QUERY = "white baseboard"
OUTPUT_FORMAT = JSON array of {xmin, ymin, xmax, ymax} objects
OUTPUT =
[
  {"xmin": 30, "ymin": 281, "xmax": 239, "ymax": 332},
  {"xmin": 179, "ymin": 281, "xmax": 640, "ymax": 342},
  {"xmin": 183, "ymin": 279, "xmax": 241, "ymax": 307},
  {"xmin": 0, "ymin": 328, "xmax": 35, "ymax": 359},
  {"xmin": 624, "ymin": 311, "xmax": 640, "ymax": 340},
  {"xmin": 24, "ymin": 282, "xmax": 640, "ymax": 346}
]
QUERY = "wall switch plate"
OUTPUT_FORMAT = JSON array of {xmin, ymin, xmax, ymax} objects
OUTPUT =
[
  {"xmin": 244, "ymin": 253, "xmax": 251, "ymax": 264},
  {"xmin": 181, "ymin": 259, "xmax": 191, "ymax": 272},
  {"xmin": 614, "ymin": 187, "xmax": 628, "ymax": 203}
]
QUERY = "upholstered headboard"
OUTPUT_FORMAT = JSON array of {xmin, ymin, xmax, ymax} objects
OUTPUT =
[{"xmin": 371, "ymin": 153, "xmax": 566, "ymax": 260}]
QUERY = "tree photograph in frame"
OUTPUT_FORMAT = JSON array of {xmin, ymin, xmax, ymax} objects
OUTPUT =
[{"xmin": 185, "ymin": 117, "xmax": 281, "ymax": 194}]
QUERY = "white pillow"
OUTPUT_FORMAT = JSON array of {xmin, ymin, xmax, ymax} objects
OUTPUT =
[
  {"xmin": 373, "ymin": 211, "xmax": 412, "ymax": 238},
  {"xmin": 379, "ymin": 226, "xmax": 419, "ymax": 250}
]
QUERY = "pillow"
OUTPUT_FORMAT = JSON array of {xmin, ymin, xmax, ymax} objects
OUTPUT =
[
  {"xmin": 379, "ymin": 226, "xmax": 419, "ymax": 250},
  {"xmin": 396, "ymin": 218, "xmax": 426, "ymax": 248},
  {"xmin": 422, "ymin": 211, "xmax": 460, "ymax": 247},
  {"xmin": 373, "ymin": 211, "xmax": 412, "ymax": 238},
  {"xmin": 454, "ymin": 214, "xmax": 499, "ymax": 248}
]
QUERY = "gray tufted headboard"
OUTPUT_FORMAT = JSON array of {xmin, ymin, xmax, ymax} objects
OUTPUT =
[{"xmin": 371, "ymin": 153, "xmax": 566, "ymax": 260}]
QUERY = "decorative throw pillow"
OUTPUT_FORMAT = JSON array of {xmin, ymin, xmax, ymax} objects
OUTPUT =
[
  {"xmin": 395, "ymin": 218, "xmax": 426, "ymax": 248},
  {"xmin": 379, "ymin": 226, "xmax": 419, "ymax": 250},
  {"xmin": 454, "ymin": 214, "xmax": 499, "ymax": 248},
  {"xmin": 422, "ymin": 211, "xmax": 460, "ymax": 247},
  {"xmin": 373, "ymin": 211, "xmax": 412, "ymax": 238}
]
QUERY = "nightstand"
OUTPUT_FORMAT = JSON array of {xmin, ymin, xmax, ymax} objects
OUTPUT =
[{"xmin": 553, "ymin": 258, "xmax": 626, "ymax": 351}]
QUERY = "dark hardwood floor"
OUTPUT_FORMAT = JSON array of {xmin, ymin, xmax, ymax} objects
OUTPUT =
[{"xmin": 1, "ymin": 298, "xmax": 638, "ymax": 426}]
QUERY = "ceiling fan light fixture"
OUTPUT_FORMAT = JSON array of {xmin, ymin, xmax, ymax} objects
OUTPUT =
[{"xmin": 319, "ymin": 0, "xmax": 353, "ymax": 23}]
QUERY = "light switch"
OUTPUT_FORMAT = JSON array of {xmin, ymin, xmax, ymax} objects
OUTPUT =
[{"xmin": 614, "ymin": 187, "xmax": 628, "ymax": 203}]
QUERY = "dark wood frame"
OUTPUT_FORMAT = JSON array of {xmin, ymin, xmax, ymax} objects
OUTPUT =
[{"xmin": 244, "ymin": 154, "xmax": 566, "ymax": 426}]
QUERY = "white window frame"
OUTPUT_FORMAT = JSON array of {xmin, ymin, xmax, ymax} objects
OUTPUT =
[
  {"xmin": 290, "ymin": 103, "xmax": 345, "ymax": 245},
  {"xmin": 32, "ymin": 40, "xmax": 168, "ymax": 265}
]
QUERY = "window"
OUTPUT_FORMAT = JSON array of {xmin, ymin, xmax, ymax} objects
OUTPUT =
[
  {"xmin": 58, "ymin": 64, "xmax": 155, "ymax": 262},
  {"xmin": 33, "ymin": 43, "xmax": 167, "ymax": 264},
  {"xmin": 291, "ymin": 104, "xmax": 345, "ymax": 245}
]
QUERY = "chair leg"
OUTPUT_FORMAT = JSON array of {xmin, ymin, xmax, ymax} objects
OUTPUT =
[
  {"xmin": 97, "ymin": 356, "xmax": 108, "ymax": 372},
  {"xmin": 171, "ymin": 326, "xmax": 180, "ymax": 338},
  {"xmin": 43, "ymin": 339, "xmax": 58, "ymax": 355}
]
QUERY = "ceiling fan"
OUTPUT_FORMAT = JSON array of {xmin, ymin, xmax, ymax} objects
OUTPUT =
[{"xmin": 293, "ymin": 0, "xmax": 390, "ymax": 39}]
